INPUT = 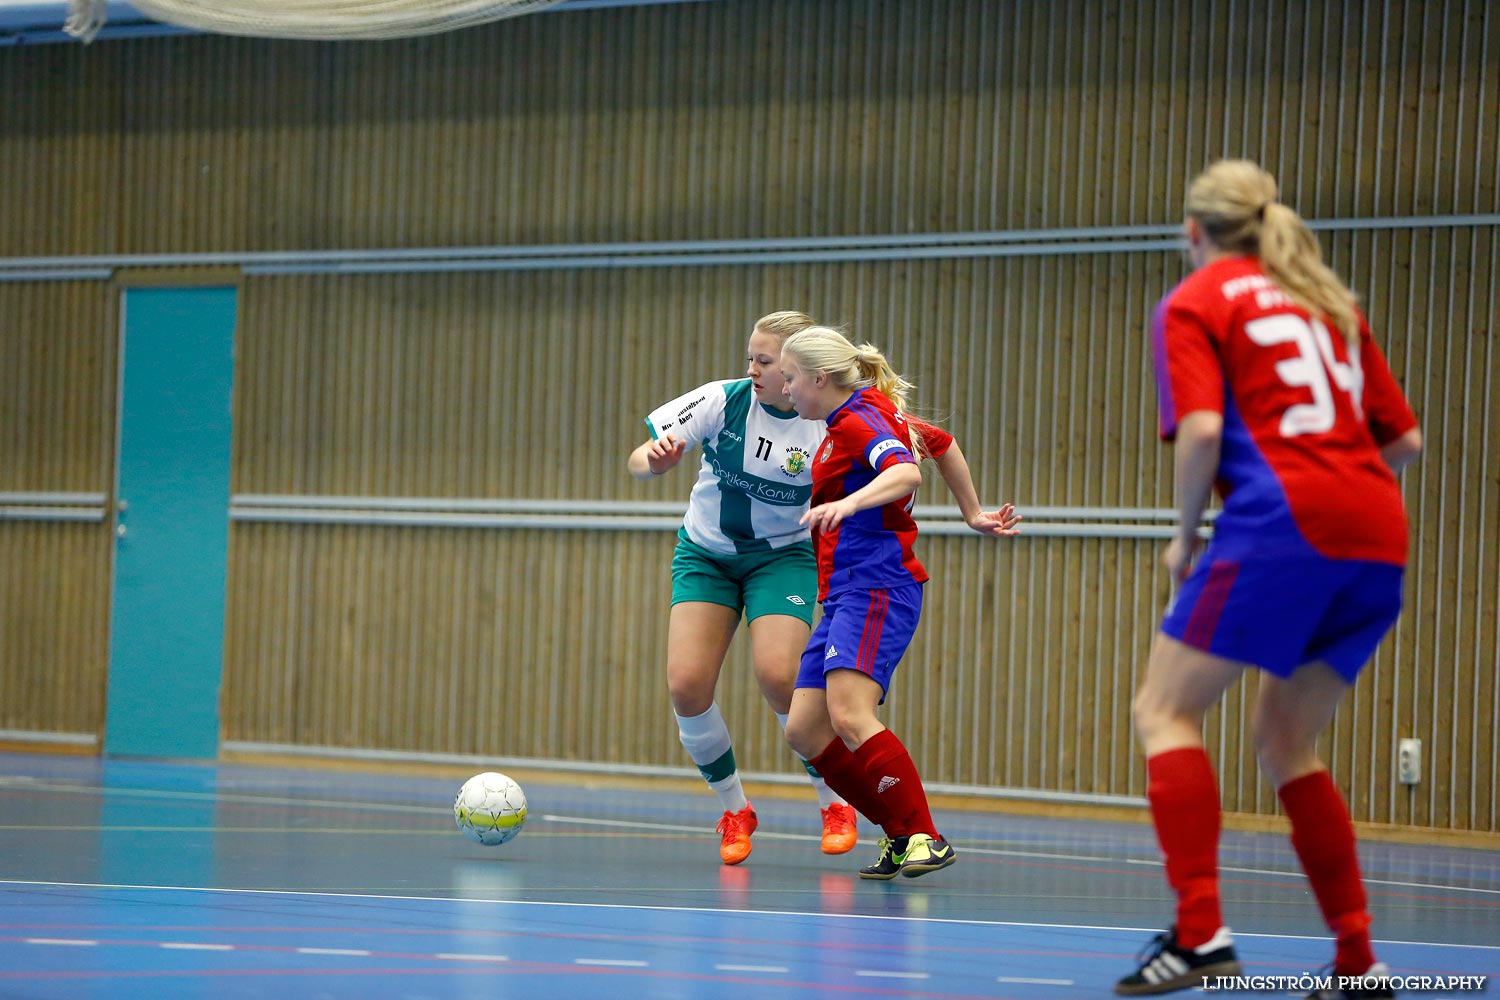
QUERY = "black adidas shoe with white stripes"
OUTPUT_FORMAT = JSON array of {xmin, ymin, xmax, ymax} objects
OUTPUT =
[{"xmin": 1115, "ymin": 926, "xmax": 1241, "ymax": 995}]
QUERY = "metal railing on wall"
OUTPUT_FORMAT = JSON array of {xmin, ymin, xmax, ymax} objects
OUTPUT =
[
  {"xmin": 229, "ymin": 494, "xmax": 1215, "ymax": 539},
  {"xmin": 1, "ymin": 215, "xmax": 1496, "ymax": 281},
  {"xmin": 0, "ymin": 492, "xmax": 108, "ymax": 522}
]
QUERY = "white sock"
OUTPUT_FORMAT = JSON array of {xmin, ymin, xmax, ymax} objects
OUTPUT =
[
  {"xmin": 676, "ymin": 702, "xmax": 748, "ymax": 814},
  {"xmin": 776, "ymin": 711, "xmax": 842, "ymax": 811}
]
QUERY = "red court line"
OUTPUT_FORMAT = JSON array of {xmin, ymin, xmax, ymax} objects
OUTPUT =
[
  {"xmin": 3, "ymin": 932, "xmax": 1485, "ymax": 982},
  {"xmin": 0, "ymin": 930, "xmax": 1047, "ymax": 961},
  {"xmin": 0, "ymin": 958, "xmax": 1030, "ymax": 1000},
  {"xmin": 0, "ymin": 926, "xmax": 1487, "ymax": 974}
]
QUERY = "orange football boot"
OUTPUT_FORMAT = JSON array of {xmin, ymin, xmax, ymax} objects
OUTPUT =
[
  {"xmin": 716, "ymin": 804, "xmax": 758, "ymax": 865},
  {"xmin": 820, "ymin": 802, "xmax": 858, "ymax": 855}
]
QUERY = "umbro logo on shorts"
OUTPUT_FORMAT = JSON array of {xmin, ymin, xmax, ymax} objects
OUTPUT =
[
  {"xmin": 786, "ymin": 595, "xmax": 806, "ymax": 605},
  {"xmin": 877, "ymin": 776, "xmax": 900, "ymax": 793}
]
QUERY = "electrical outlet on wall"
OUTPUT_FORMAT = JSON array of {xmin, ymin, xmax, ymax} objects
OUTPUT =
[{"xmin": 1397, "ymin": 738, "xmax": 1422, "ymax": 785}]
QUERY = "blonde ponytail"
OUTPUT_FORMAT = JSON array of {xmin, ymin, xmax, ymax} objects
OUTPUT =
[
  {"xmin": 1186, "ymin": 159, "xmax": 1360, "ymax": 344},
  {"xmin": 783, "ymin": 327, "xmax": 925, "ymax": 456},
  {"xmin": 1257, "ymin": 203, "xmax": 1360, "ymax": 344},
  {"xmin": 851, "ymin": 343, "xmax": 914, "ymax": 412},
  {"xmin": 853, "ymin": 343, "xmax": 923, "ymax": 458}
]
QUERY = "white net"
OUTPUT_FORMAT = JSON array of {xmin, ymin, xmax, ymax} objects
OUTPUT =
[
  {"xmin": 63, "ymin": 0, "xmax": 108, "ymax": 42},
  {"xmin": 66, "ymin": 0, "xmax": 565, "ymax": 41}
]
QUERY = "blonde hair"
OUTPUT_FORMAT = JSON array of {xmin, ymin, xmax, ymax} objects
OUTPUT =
[
  {"xmin": 1186, "ymin": 159, "xmax": 1360, "ymax": 344},
  {"xmin": 753, "ymin": 310, "xmax": 815, "ymax": 340},
  {"xmin": 781, "ymin": 326, "xmax": 926, "ymax": 456}
]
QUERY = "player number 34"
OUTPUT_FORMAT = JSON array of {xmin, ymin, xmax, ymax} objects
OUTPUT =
[{"xmin": 1245, "ymin": 314, "xmax": 1365, "ymax": 437}]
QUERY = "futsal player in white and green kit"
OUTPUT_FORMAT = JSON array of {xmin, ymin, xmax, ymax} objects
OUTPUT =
[{"xmin": 627, "ymin": 311, "xmax": 858, "ymax": 865}]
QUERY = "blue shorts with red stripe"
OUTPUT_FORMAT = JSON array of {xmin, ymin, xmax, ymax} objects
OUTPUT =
[
  {"xmin": 1161, "ymin": 554, "xmax": 1404, "ymax": 681},
  {"xmin": 797, "ymin": 583, "xmax": 923, "ymax": 701}
]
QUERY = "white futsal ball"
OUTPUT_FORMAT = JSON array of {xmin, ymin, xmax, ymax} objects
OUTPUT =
[{"xmin": 453, "ymin": 771, "xmax": 528, "ymax": 846}]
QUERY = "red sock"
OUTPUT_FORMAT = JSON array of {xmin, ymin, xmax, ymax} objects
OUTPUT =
[
  {"xmin": 1147, "ymin": 747, "xmax": 1224, "ymax": 949},
  {"xmin": 854, "ymin": 729, "xmax": 937, "ymax": 839},
  {"xmin": 810, "ymin": 738, "xmax": 887, "ymax": 826},
  {"xmin": 1279, "ymin": 770, "xmax": 1377, "ymax": 976}
]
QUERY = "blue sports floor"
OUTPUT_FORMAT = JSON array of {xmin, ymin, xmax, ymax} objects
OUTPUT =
[{"xmin": 0, "ymin": 750, "xmax": 1495, "ymax": 999}]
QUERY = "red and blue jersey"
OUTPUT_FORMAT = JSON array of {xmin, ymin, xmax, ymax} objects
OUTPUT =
[
  {"xmin": 809, "ymin": 388, "xmax": 952, "ymax": 600},
  {"xmin": 1152, "ymin": 255, "xmax": 1418, "ymax": 566}
]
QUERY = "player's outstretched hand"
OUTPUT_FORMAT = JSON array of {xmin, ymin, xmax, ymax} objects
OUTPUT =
[
  {"xmin": 802, "ymin": 498, "xmax": 858, "ymax": 532},
  {"xmin": 966, "ymin": 503, "xmax": 1022, "ymax": 537},
  {"xmin": 646, "ymin": 433, "xmax": 689, "ymax": 475}
]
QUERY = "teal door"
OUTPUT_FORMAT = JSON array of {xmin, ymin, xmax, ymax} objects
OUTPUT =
[{"xmin": 105, "ymin": 286, "xmax": 237, "ymax": 758}]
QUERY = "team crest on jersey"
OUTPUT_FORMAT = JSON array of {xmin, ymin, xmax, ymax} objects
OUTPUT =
[
  {"xmin": 820, "ymin": 441, "xmax": 833, "ymax": 462},
  {"xmin": 782, "ymin": 446, "xmax": 810, "ymax": 478}
]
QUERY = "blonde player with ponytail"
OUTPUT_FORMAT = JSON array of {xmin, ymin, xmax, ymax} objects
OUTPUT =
[
  {"xmin": 778, "ymin": 327, "xmax": 1019, "ymax": 881},
  {"xmin": 1118, "ymin": 161, "xmax": 1421, "ymax": 998},
  {"xmin": 628, "ymin": 311, "xmax": 859, "ymax": 866}
]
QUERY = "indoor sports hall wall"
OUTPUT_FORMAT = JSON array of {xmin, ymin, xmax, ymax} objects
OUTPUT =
[
  {"xmin": 1, "ymin": 0, "xmax": 1496, "ymax": 834},
  {"xmin": 0, "ymin": 282, "xmax": 115, "ymax": 737}
]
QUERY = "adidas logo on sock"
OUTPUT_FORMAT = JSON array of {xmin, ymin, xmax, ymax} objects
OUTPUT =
[{"xmin": 876, "ymin": 775, "xmax": 899, "ymax": 793}]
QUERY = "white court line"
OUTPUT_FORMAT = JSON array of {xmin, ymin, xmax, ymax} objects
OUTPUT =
[
  {"xmin": 537, "ymin": 813, "xmax": 813, "ymax": 843},
  {"xmin": 0, "ymin": 782, "xmax": 438, "ymax": 814},
  {"xmin": 0, "ymin": 826, "xmax": 459, "ymax": 835},
  {"xmin": 160, "ymin": 942, "xmax": 234, "ymax": 951},
  {"xmin": 1225, "ymin": 866, "xmax": 1500, "ymax": 896},
  {"xmin": 3, "ymin": 879, "xmax": 1497, "ymax": 953},
  {"xmin": 715, "ymin": 964, "xmax": 788, "ymax": 974},
  {"xmin": 548, "ymin": 816, "xmax": 1500, "ymax": 895},
  {"xmin": 24, "ymin": 938, "xmax": 97, "ymax": 946},
  {"xmin": 856, "ymin": 970, "xmax": 930, "ymax": 979},
  {"xmin": 434, "ymin": 953, "xmax": 508, "ymax": 962},
  {"xmin": 10, "ymin": 782, "xmax": 1497, "ymax": 897},
  {"xmin": 575, "ymin": 958, "xmax": 648, "ymax": 967},
  {"xmin": 998, "ymin": 976, "xmax": 1074, "ymax": 986},
  {"xmin": 1125, "ymin": 857, "xmax": 1500, "ymax": 897},
  {"xmin": 295, "ymin": 947, "xmax": 371, "ymax": 956},
  {"xmin": 541, "ymin": 815, "xmax": 1160, "ymax": 859}
]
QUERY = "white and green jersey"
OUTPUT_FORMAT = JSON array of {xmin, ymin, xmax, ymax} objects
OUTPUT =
[{"xmin": 646, "ymin": 378, "xmax": 826, "ymax": 555}]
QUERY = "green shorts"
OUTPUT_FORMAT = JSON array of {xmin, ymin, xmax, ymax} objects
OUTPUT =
[{"xmin": 670, "ymin": 531, "xmax": 817, "ymax": 626}]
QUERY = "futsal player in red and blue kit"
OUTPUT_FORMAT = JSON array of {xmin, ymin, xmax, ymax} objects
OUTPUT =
[
  {"xmin": 777, "ymin": 325, "xmax": 1020, "ymax": 880},
  {"xmin": 1117, "ymin": 161, "xmax": 1422, "ymax": 999}
]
